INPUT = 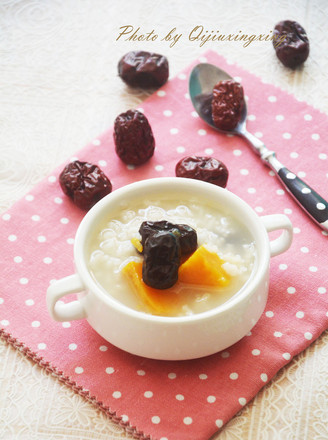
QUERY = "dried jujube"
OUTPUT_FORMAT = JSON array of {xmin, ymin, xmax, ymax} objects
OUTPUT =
[
  {"xmin": 273, "ymin": 20, "xmax": 310, "ymax": 68},
  {"xmin": 211, "ymin": 79, "xmax": 244, "ymax": 131},
  {"xmin": 175, "ymin": 156, "xmax": 229, "ymax": 188},
  {"xmin": 113, "ymin": 109, "xmax": 155, "ymax": 166},
  {"xmin": 142, "ymin": 231, "xmax": 181, "ymax": 289},
  {"xmin": 139, "ymin": 220, "xmax": 197, "ymax": 255},
  {"xmin": 59, "ymin": 160, "xmax": 112, "ymax": 210},
  {"xmin": 118, "ymin": 51, "xmax": 169, "ymax": 89}
]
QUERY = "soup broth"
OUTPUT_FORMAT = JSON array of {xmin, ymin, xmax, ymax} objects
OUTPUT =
[{"xmin": 87, "ymin": 196, "xmax": 256, "ymax": 316}]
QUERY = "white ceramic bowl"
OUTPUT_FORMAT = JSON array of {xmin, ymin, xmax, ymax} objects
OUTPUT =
[{"xmin": 47, "ymin": 177, "xmax": 293, "ymax": 360}]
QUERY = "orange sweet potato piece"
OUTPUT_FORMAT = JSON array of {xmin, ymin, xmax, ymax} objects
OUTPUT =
[
  {"xmin": 178, "ymin": 245, "xmax": 229, "ymax": 286},
  {"xmin": 131, "ymin": 237, "xmax": 143, "ymax": 253},
  {"xmin": 122, "ymin": 261, "xmax": 179, "ymax": 315}
]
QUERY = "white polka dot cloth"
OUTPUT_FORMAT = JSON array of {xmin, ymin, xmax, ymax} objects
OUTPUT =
[{"xmin": 1, "ymin": 51, "xmax": 328, "ymax": 440}]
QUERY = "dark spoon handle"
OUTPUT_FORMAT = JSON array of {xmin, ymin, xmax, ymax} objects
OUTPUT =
[{"xmin": 277, "ymin": 166, "xmax": 328, "ymax": 230}]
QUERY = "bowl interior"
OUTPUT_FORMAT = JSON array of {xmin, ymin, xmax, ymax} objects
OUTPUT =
[{"xmin": 74, "ymin": 178, "xmax": 269, "ymax": 321}]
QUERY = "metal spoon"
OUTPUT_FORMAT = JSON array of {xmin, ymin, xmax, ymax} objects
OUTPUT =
[{"xmin": 189, "ymin": 63, "xmax": 328, "ymax": 232}]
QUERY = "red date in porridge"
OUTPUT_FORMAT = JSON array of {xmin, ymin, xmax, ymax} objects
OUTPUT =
[{"xmin": 87, "ymin": 196, "xmax": 256, "ymax": 317}]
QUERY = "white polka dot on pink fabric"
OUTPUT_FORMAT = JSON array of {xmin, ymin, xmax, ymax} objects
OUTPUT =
[
  {"xmin": 183, "ymin": 417, "xmax": 193, "ymax": 425},
  {"xmin": 239, "ymin": 397, "xmax": 247, "ymax": 406},
  {"xmin": 19, "ymin": 277, "xmax": 28, "ymax": 285},
  {"xmin": 283, "ymin": 353, "xmax": 291, "ymax": 360},
  {"xmin": 106, "ymin": 367, "xmax": 114, "ymax": 374},
  {"xmin": 215, "ymin": 419, "xmax": 223, "ymax": 428},
  {"xmin": 75, "ymin": 367, "xmax": 83, "ymax": 374},
  {"xmin": 229, "ymin": 372, "xmax": 238, "ymax": 380},
  {"xmin": 152, "ymin": 416, "xmax": 160, "ymax": 424},
  {"xmin": 221, "ymin": 351, "xmax": 230, "ymax": 358}
]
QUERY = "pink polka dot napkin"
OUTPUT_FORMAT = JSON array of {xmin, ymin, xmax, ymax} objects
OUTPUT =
[{"xmin": 1, "ymin": 50, "xmax": 328, "ymax": 440}]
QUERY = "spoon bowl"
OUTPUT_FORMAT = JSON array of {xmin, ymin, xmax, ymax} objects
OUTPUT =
[
  {"xmin": 189, "ymin": 63, "xmax": 247, "ymax": 134},
  {"xmin": 189, "ymin": 63, "xmax": 328, "ymax": 232}
]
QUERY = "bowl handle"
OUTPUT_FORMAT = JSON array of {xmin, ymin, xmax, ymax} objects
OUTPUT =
[
  {"xmin": 260, "ymin": 214, "xmax": 293, "ymax": 257},
  {"xmin": 46, "ymin": 274, "xmax": 87, "ymax": 322}
]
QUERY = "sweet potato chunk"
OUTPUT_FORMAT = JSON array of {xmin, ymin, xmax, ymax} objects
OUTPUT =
[
  {"xmin": 178, "ymin": 245, "xmax": 229, "ymax": 286},
  {"xmin": 122, "ymin": 261, "xmax": 179, "ymax": 315}
]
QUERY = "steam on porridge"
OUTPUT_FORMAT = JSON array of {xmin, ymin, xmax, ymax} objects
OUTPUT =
[{"xmin": 87, "ymin": 197, "xmax": 256, "ymax": 316}]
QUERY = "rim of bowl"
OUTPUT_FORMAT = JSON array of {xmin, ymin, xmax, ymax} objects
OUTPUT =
[{"xmin": 74, "ymin": 177, "xmax": 270, "ymax": 324}]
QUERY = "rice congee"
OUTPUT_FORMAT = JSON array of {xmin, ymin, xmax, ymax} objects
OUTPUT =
[{"xmin": 87, "ymin": 195, "xmax": 256, "ymax": 317}]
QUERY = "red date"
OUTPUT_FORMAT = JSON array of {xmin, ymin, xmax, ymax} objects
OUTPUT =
[
  {"xmin": 118, "ymin": 51, "xmax": 169, "ymax": 89},
  {"xmin": 273, "ymin": 20, "xmax": 309, "ymax": 68},
  {"xmin": 211, "ymin": 80, "xmax": 244, "ymax": 131},
  {"xmin": 142, "ymin": 230, "xmax": 181, "ymax": 289},
  {"xmin": 59, "ymin": 160, "xmax": 112, "ymax": 210},
  {"xmin": 175, "ymin": 156, "xmax": 229, "ymax": 188},
  {"xmin": 113, "ymin": 109, "xmax": 155, "ymax": 166}
]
